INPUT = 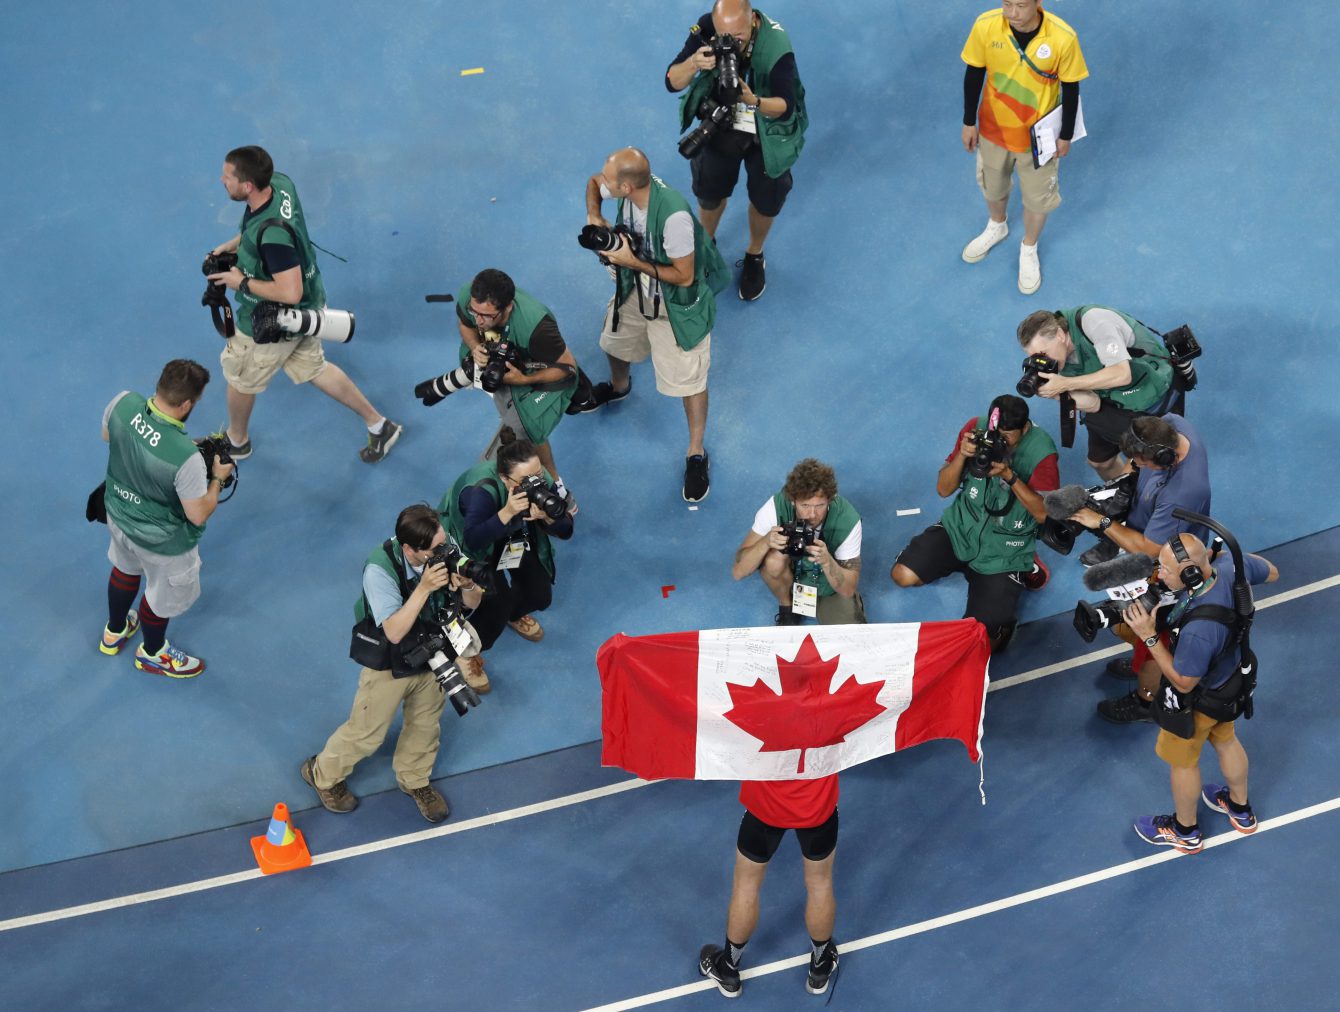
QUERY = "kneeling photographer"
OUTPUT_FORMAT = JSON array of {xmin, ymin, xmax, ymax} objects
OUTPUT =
[
  {"xmin": 440, "ymin": 427, "xmax": 575, "ymax": 670},
  {"xmin": 1121, "ymin": 530, "xmax": 1277, "ymax": 853},
  {"xmin": 1015, "ymin": 306, "xmax": 1196, "ymax": 481},
  {"xmin": 415, "ymin": 269, "xmax": 589, "ymax": 488},
  {"xmin": 302, "ymin": 504, "xmax": 484, "ymax": 824},
  {"xmin": 731, "ymin": 458, "xmax": 864, "ymax": 626},
  {"xmin": 891, "ymin": 395, "xmax": 1059, "ymax": 653}
]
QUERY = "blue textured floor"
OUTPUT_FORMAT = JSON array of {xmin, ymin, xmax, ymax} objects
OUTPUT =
[{"xmin": 1, "ymin": 1, "xmax": 1338, "ymax": 1005}]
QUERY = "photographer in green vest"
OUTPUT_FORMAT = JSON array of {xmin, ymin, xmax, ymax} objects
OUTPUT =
[
  {"xmin": 1017, "ymin": 306, "xmax": 1177, "ymax": 481},
  {"xmin": 414, "ymin": 269, "xmax": 581, "ymax": 488},
  {"xmin": 99, "ymin": 360, "xmax": 234, "ymax": 679},
  {"xmin": 891, "ymin": 395, "xmax": 1059, "ymax": 653},
  {"xmin": 583, "ymin": 147, "xmax": 727, "ymax": 503},
  {"xmin": 667, "ymin": 0, "xmax": 807, "ymax": 301},
  {"xmin": 732, "ymin": 459, "xmax": 865, "ymax": 626},
  {"xmin": 206, "ymin": 145, "xmax": 402, "ymax": 464}
]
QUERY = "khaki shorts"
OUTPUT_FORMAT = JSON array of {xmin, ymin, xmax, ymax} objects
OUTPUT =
[
  {"xmin": 220, "ymin": 328, "xmax": 326, "ymax": 394},
  {"xmin": 975, "ymin": 136, "xmax": 1061, "ymax": 214},
  {"xmin": 598, "ymin": 293, "xmax": 710, "ymax": 398},
  {"xmin": 107, "ymin": 520, "xmax": 202, "ymax": 618},
  {"xmin": 817, "ymin": 590, "xmax": 867, "ymax": 625},
  {"xmin": 1155, "ymin": 710, "xmax": 1237, "ymax": 769}
]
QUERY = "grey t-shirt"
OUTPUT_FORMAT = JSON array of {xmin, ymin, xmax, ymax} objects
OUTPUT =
[
  {"xmin": 103, "ymin": 392, "xmax": 208, "ymax": 502},
  {"xmin": 1070, "ymin": 308, "xmax": 1136, "ymax": 367}
]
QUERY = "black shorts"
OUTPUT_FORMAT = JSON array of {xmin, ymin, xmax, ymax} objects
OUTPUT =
[
  {"xmin": 737, "ymin": 808, "xmax": 839, "ymax": 864},
  {"xmin": 1082, "ymin": 402, "xmax": 1147, "ymax": 463},
  {"xmin": 690, "ymin": 136, "xmax": 793, "ymax": 217},
  {"xmin": 894, "ymin": 524, "xmax": 1025, "ymax": 631}
]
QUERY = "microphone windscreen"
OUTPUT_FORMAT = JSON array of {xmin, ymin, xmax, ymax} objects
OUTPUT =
[
  {"xmin": 1043, "ymin": 485, "xmax": 1091, "ymax": 521},
  {"xmin": 1083, "ymin": 553, "xmax": 1158, "ymax": 590}
]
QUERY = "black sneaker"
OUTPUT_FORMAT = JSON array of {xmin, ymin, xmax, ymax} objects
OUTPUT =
[
  {"xmin": 1097, "ymin": 690, "xmax": 1153, "ymax": 724},
  {"xmin": 806, "ymin": 941, "xmax": 840, "ymax": 996},
  {"xmin": 590, "ymin": 380, "xmax": 631, "ymax": 408},
  {"xmin": 1105, "ymin": 656, "xmax": 1137, "ymax": 679},
  {"xmin": 300, "ymin": 756, "xmax": 358, "ymax": 813},
  {"xmin": 208, "ymin": 428, "xmax": 252, "ymax": 460},
  {"xmin": 738, "ymin": 252, "xmax": 766, "ymax": 301},
  {"xmin": 698, "ymin": 944, "xmax": 741, "ymax": 999},
  {"xmin": 1079, "ymin": 539, "xmax": 1120, "ymax": 566},
  {"xmin": 360, "ymin": 419, "xmax": 403, "ymax": 463},
  {"xmin": 683, "ymin": 452, "xmax": 711, "ymax": 503}
]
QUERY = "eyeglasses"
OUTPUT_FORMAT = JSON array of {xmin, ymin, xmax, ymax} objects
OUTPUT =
[{"xmin": 470, "ymin": 304, "xmax": 504, "ymax": 323}]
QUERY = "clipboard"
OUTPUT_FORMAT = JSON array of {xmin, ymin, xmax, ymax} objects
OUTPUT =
[{"xmin": 1029, "ymin": 97, "xmax": 1086, "ymax": 168}]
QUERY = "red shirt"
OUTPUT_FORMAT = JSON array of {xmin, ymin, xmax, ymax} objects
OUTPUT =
[
  {"xmin": 739, "ymin": 775, "xmax": 839, "ymax": 829},
  {"xmin": 947, "ymin": 417, "xmax": 1060, "ymax": 492}
]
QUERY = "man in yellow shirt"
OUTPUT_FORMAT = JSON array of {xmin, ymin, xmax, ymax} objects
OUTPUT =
[{"xmin": 960, "ymin": 1, "xmax": 1087, "ymax": 295}]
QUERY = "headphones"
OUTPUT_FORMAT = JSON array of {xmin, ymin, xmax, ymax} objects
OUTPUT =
[
  {"xmin": 1125, "ymin": 425, "xmax": 1177, "ymax": 468},
  {"xmin": 1168, "ymin": 535, "xmax": 1205, "ymax": 591}
]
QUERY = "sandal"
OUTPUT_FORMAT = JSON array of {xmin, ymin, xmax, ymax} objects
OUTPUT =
[{"xmin": 508, "ymin": 615, "xmax": 544, "ymax": 642}]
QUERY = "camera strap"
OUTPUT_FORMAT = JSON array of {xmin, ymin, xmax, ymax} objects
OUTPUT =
[{"xmin": 208, "ymin": 299, "xmax": 236, "ymax": 339}]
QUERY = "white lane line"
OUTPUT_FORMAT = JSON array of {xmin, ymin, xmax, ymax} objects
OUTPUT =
[
  {"xmin": 6, "ymin": 573, "xmax": 1337, "ymax": 933},
  {"xmin": 584, "ymin": 795, "xmax": 1340, "ymax": 1011}
]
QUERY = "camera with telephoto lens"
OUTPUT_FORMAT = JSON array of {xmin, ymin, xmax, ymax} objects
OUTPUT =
[
  {"xmin": 250, "ymin": 300, "xmax": 355, "ymax": 345},
  {"xmin": 425, "ymin": 542, "xmax": 493, "ymax": 592},
  {"xmin": 477, "ymin": 338, "xmax": 527, "ymax": 394},
  {"xmin": 780, "ymin": 519, "xmax": 819, "ymax": 558},
  {"xmin": 1074, "ymin": 578, "xmax": 1171, "ymax": 643},
  {"xmin": 577, "ymin": 222, "xmax": 638, "ymax": 256},
  {"xmin": 399, "ymin": 616, "xmax": 481, "ymax": 717},
  {"xmin": 966, "ymin": 428, "xmax": 1012, "ymax": 479},
  {"xmin": 519, "ymin": 474, "xmax": 567, "ymax": 521},
  {"xmin": 678, "ymin": 33, "xmax": 744, "ymax": 159},
  {"xmin": 201, "ymin": 252, "xmax": 238, "ymax": 337},
  {"xmin": 1161, "ymin": 324, "xmax": 1202, "ymax": 391},
  {"xmin": 1016, "ymin": 354, "xmax": 1062, "ymax": 397}
]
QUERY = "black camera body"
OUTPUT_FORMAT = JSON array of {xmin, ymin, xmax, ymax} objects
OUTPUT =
[
  {"xmin": 1073, "ymin": 578, "xmax": 1170, "ymax": 643},
  {"xmin": 195, "ymin": 435, "xmax": 236, "ymax": 490},
  {"xmin": 201, "ymin": 251, "xmax": 239, "ymax": 337},
  {"xmin": 578, "ymin": 222, "xmax": 638, "ymax": 256},
  {"xmin": 202, "ymin": 251, "xmax": 237, "ymax": 278},
  {"xmin": 780, "ymin": 519, "xmax": 819, "ymax": 558},
  {"xmin": 966, "ymin": 428, "xmax": 1012, "ymax": 480},
  {"xmin": 400, "ymin": 619, "xmax": 482, "ymax": 717},
  {"xmin": 678, "ymin": 33, "xmax": 744, "ymax": 160},
  {"xmin": 519, "ymin": 474, "xmax": 568, "ymax": 520},
  {"xmin": 479, "ymin": 339, "xmax": 526, "ymax": 393},
  {"xmin": 425, "ymin": 542, "xmax": 493, "ymax": 591},
  {"xmin": 1161, "ymin": 323, "xmax": 1202, "ymax": 391},
  {"xmin": 1016, "ymin": 354, "xmax": 1062, "ymax": 398}
]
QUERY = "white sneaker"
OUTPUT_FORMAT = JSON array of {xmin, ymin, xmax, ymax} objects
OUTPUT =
[
  {"xmin": 962, "ymin": 220, "xmax": 1009, "ymax": 263},
  {"xmin": 1018, "ymin": 243, "xmax": 1042, "ymax": 295}
]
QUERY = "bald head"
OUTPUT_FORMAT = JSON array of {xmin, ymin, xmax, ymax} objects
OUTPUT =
[
  {"xmin": 603, "ymin": 147, "xmax": 651, "ymax": 191},
  {"xmin": 1160, "ymin": 533, "xmax": 1210, "ymax": 589},
  {"xmin": 713, "ymin": 0, "xmax": 754, "ymax": 43}
]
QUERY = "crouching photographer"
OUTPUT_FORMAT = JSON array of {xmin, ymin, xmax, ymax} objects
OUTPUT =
[
  {"xmin": 891, "ymin": 395, "xmax": 1059, "ymax": 653},
  {"xmin": 302, "ymin": 504, "xmax": 484, "ymax": 824},
  {"xmin": 1121, "ymin": 527, "xmax": 1278, "ymax": 854},
  {"xmin": 1015, "ymin": 306, "xmax": 1199, "ymax": 480},
  {"xmin": 440, "ymin": 427, "xmax": 575, "ymax": 673},
  {"xmin": 731, "ymin": 458, "xmax": 865, "ymax": 626}
]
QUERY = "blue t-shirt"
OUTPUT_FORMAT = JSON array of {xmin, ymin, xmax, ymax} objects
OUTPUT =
[
  {"xmin": 1170, "ymin": 555, "xmax": 1272, "ymax": 689},
  {"xmin": 1126, "ymin": 415, "xmax": 1211, "ymax": 545}
]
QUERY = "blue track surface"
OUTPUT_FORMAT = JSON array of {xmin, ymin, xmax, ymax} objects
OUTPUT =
[{"xmin": 1, "ymin": 1, "xmax": 1338, "ymax": 1006}]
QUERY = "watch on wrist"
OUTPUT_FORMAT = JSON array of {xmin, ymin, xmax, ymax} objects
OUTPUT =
[
  {"xmin": 239, "ymin": 277, "xmax": 251, "ymax": 296},
  {"xmin": 1143, "ymin": 634, "xmax": 1160, "ymax": 648},
  {"xmin": 1098, "ymin": 516, "xmax": 1112, "ymax": 532},
  {"xmin": 1004, "ymin": 472, "xmax": 1017, "ymax": 486}
]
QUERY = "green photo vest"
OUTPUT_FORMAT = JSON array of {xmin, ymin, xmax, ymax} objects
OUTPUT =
[
  {"xmin": 773, "ymin": 492, "xmax": 860, "ymax": 597},
  {"xmin": 234, "ymin": 172, "xmax": 325, "ymax": 336},
  {"xmin": 614, "ymin": 177, "xmax": 728, "ymax": 351},
  {"xmin": 103, "ymin": 394, "xmax": 205, "ymax": 556},
  {"xmin": 942, "ymin": 416, "xmax": 1056, "ymax": 575},
  {"xmin": 1060, "ymin": 305, "xmax": 1173, "ymax": 413},
  {"xmin": 455, "ymin": 284, "xmax": 576, "ymax": 444},
  {"xmin": 353, "ymin": 537, "xmax": 448, "ymax": 625},
  {"xmin": 677, "ymin": 10, "xmax": 808, "ymax": 178},
  {"xmin": 440, "ymin": 461, "xmax": 557, "ymax": 583}
]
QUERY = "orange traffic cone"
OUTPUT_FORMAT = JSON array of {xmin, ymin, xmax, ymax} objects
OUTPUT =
[{"xmin": 250, "ymin": 802, "xmax": 312, "ymax": 875}]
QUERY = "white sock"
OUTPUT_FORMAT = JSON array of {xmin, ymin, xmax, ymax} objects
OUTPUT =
[
  {"xmin": 367, "ymin": 417, "xmax": 386, "ymax": 435},
  {"xmin": 1020, "ymin": 241, "xmax": 1038, "ymax": 253}
]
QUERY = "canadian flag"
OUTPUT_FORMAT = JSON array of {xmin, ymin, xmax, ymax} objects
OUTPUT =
[{"xmin": 597, "ymin": 620, "xmax": 989, "ymax": 781}]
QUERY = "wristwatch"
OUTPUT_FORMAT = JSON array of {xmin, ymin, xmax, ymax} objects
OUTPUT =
[
  {"xmin": 1003, "ymin": 472, "xmax": 1018, "ymax": 486},
  {"xmin": 1098, "ymin": 516, "xmax": 1113, "ymax": 532},
  {"xmin": 239, "ymin": 277, "xmax": 252, "ymax": 296},
  {"xmin": 1143, "ymin": 634, "xmax": 1160, "ymax": 648}
]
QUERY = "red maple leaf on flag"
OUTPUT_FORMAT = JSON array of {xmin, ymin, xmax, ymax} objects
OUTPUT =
[{"xmin": 722, "ymin": 634, "xmax": 887, "ymax": 774}]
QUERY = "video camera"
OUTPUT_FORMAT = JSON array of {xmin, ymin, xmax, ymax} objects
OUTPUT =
[
  {"xmin": 251, "ymin": 301, "xmax": 355, "ymax": 345},
  {"xmin": 780, "ymin": 519, "xmax": 819, "ymax": 558},
  {"xmin": 1072, "ymin": 552, "xmax": 1174, "ymax": 643},
  {"xmin": 399, "ymin": 616, "xmax": 482, "ymax": 717},
  {"xmin": 1039, "ymin": 472, "xmax": 1137, "ymax": 556},
  {"xmin": 678, "ymin": 33, "xmax": 744, "ymax": 159},
  {"xmin": 201, "ymin": 251, "xmax": 238, "ymax": 337}
]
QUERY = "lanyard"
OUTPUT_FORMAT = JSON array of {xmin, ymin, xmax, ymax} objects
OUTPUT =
[{"xmin": 1009, "ymin": 31, "xmax": 1058, "ymax": 81}]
